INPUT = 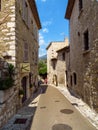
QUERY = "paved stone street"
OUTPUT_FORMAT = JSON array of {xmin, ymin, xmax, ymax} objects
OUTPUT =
[
  {"xmin": 1, "ymin": 85, "xmax": 98, "ymax": 130},
  {"xmin": 30, "ymin": 85, "xmax": 97, "ymax": 130}
]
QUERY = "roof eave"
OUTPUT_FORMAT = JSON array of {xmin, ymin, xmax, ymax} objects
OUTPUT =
[
  {"xmin": 28, "ymin": 0, "xmax": 41, "ymax": 29},
  {"xmin": 46, "ymin": 42, "xmax": 52, "ymax": 50},
  {"xmin": 65, "ymin": 0, "xmax": 75, "ymax": 19},
  {"xmin": 57, "ymin": 46, "xmax": 70, "ymax": 52}
]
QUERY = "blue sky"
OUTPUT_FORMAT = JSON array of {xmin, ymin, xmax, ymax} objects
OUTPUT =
[{"xmin": 36, "ymin": 0, "xmax": 69, "ymax": 57}]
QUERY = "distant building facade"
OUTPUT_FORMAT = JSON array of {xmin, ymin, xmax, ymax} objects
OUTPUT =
[
  {"xmin": 0, "ymin": 0, "xmax": 41, "ymax": 127},
  {"xmin": 56, "ymin": 46, "xmax": 70, "ymax": 87},
  {"xmin": 46, "ymin": 38, "xmax": 69, "ymax": 86},
  {"xmin": 65, "ymin": 0, "xmax": 98, "ymax": 112}
]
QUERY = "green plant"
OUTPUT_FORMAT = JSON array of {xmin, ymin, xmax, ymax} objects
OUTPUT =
[
  {"xmin": 30, "ymin": 84, "xmax": 33, "ymax": 88},
  {"xmin": 19, "ymin": 89, "xmax": 24, "ymax": 95},
  {"xmin": 0, "ymin": 63, "xmax": 15, "ymax": 90},
  {"xmin": 7, "ymin": 64, "xmax": 15, "ymax": 78},
  {"xmin": 0, "ymin": 78, "xmax": 14, "ymax": 90},
  {"xmin": 38, "ymin": 60, "xmax": 47, "ymax": 75}
]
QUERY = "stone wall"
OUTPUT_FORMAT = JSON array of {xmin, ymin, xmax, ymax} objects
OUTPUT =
[
  {"xmin": 68, "ymin": 0, "xmax": 98, "ymax": 112},
  {"xmin": 0, "ymin": 0, "xmax": 16, "ymax": 65},
  {"xmin": 15, "ymin": 0, "xmax": 39, "ymax": 107},
  {"xmin": 0, "ymin": 0, "xmax": 19, "ymax": 127},
  {"xmin": 15, "ymin": 0, "xmax": 39, "ymax": 92},
  {"xmin": 56, "ymin": 47, "xmax": 69, "ymax": 86},
  {"xmin": 0, "ymin": 87, "xmax": 18, "ymax": 127},
  {"xmin": 0, "ymin": 0, "xmax": 40, "ymax": 127},
  {"xmin": 57, "ymin": 51, "xmax": 66, "ymax": 86}
]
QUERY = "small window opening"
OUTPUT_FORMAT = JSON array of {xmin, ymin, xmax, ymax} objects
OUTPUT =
[
  {"xmin": 65, "ymin": 71, "xmax": 68, "ymax": 81},
  {"xmin": 62, "ymin": 52, "xmax": 65, "ymax": 61},
  {"xmin": 73, "ymin": 72, "xmax": 77, "ymax": 85},
  {"xmin": 0, "ymin": 0, "xmax": 1, "ymax": 11},
  {"xmin": 84, "ymin": 30, "xmax": 89, "ymax": 50},
  {"xmin": 53, "ymin": 61, "xmax": 56, "ymax": 70},
  {"xmin": 79, "ymin": 0, "xmax": 83, "ymax": 11},
  {"xmin": 70, "ymin": 75, "xmax": 72, "ymax": 86}
]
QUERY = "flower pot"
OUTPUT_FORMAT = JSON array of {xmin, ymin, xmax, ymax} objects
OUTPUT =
[{"xmin": 19, "ymin": 94, "xmax": 23, "ymax": 98}]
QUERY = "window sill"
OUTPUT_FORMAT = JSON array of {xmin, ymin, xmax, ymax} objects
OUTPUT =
[
  {"xmin": 78, "ymin": 9, "xmax": 83, "ymax": 19},
  {"xmin": 82, "ymin": 49, "xmax": 90, "ymax": 55}
]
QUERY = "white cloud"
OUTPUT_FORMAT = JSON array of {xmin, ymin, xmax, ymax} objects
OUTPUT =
[
  {"xmin": 35, "ymin": 0, "xmax": 46, "ymax": 3},
  {"xmin": 43, "ymin": 28, "xmax": 49, "ymax": 33},
  {"xmin": 39, "ymin": 33, "xmax": 45, "ymax": 46},
  {"xmin": 41, "ymin": 0, "xmax": 46, "ymax": 2},
  {"xmin": 39, "ymin": 48, "xmax": 46, "ymax": 57},
  {"xmin": 43, "ymin": 20, "xmax": 52, "ymax": 27},
  {"xmin": 60, "ymin": 32, "xmax": 65, "ymax": 36}
]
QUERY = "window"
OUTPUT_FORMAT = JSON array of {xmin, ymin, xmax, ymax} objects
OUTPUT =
[
  {"xmin": 23, "ymin": 43, "xmax": 29, "ymax": 62},
  {"xmin": 24, "ymin": 2, "xmax": 28, "ymax": 25},
  {"xmin": 84, "ymin": 30, "xmax": 89, "ymax": 50},
  {"xmin": 22, "ymin": 0, "xmax": 30, "ymax": 27},
  {"xmin": 65, "ymin": 71, "xmax": 68, "ymax": 81},
  {"xmin": 53, "ymin": 61, "xmax": 56, "ymax": 70},
  {"xmin": 0, "ymin": 0, "xmax": 1, "ymax": 11},
  {"xmin": 73, "ymin": 72, "xmax": 77, "ymax": 85},
  {"xmin": 79, "ymin": 0, "xmax": 83, "ymax": 11},
  {"xmin": 62, "ymin": 52, "xmax": 65, "ymax": 61},
  {"xmin": 70, "ymin": 75, "xmax": 72, "ymax": 86},
  {"xmin": 32, "ymin": 52, "xmax": 34, "ymax": 61}
]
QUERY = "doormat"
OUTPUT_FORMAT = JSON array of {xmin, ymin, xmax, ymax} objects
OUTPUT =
[{"xmin": 14, "ymin": 118, "xmax": 27, "ymax": 124}]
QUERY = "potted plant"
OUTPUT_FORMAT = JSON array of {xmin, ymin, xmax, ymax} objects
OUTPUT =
[
  {"xmin": 30, "ymin": 84, "xmax": 33, "ymax": 88},
  {"xmin": 29, "ymin": 84, "xmax": 34, "ymax": 92},
  {"xmin": 19, "ymin": 89, "xmax": 24, "ymax": 98}
]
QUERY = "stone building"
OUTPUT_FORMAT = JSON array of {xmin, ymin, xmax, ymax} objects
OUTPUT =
[
  {"xmin": 56, "ymin": 46, "xmax": 70, "ymax": 87},
  {"xmin": 65, "ymin": 0, "xmax": 98, "ymax": 112},
  {"xmin": 46, "ymin": 38, "xmax": 69, "ymax": 86},
  {"xmin": 0, "ymin": 0, "xmax": 41, "ymax": 127}
]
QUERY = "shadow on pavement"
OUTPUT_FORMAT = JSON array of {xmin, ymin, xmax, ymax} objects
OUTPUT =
[
  {"xmin": 52, "ymin": 124, "xmax": 72, "ymax": 130},
  {"xmin": 40, "ymin": 84, "xmax": 48, "ymax": 94}
]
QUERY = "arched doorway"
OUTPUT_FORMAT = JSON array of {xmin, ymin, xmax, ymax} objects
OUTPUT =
[{"xmin": 21, "ymin": 76, "xmax": 27, "ymax": 103}]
